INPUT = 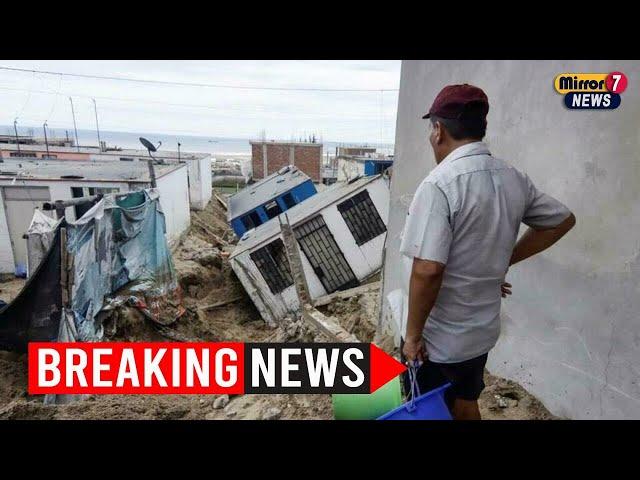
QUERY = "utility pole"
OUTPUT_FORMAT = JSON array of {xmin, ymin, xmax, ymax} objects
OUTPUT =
[
  {"xmin": 13, "ymin": 119, "xmax": 20, "ymax": 154},
  {"xmin": 69, "ymin": 97, "xmax": 80, "ymax": 152},
  {"xmin": 177, "ymin": 142, "xmax": 181, "ymax": 162},
  {"xmin": 43, "ymin": 121, "xmax": 50, "ymax": 158},
  {"xmin": 92, "ymin": 98, "xmax": 102, "ymax": 152}
]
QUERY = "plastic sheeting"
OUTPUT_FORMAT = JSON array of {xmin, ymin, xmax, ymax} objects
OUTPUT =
[
  {"xmin": 26, "ymin": 209, "xmax": 61, "ymax": 278},
  {"xmin": 0, "ymin": 189, "xmax": 182, "ymax": 351}
]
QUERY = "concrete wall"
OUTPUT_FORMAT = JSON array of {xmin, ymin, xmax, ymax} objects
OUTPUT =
[
  {"xmin": 337, "ymin": 158, "xmax": 365, "ymax": 182},
  {"xmin": 0, "ymin": 148, "xmax": 91, "ymax": 161},
  {"xmin": 185, "ymin": 156, "xmax": 212, "ymax": 211},
  {"xmin": 0, "ymin": 190, "xmax": 14, "ymax": 273},
  {"xmin": 0, "ymin": 179, "xmax": 129, "ymax": 274},
  {"xmin": 156, "ymin": 166, "xmax": 191, "ymax": 246},
  {"xmin": 0, "ymin": 166, "xmax": 191, "ymax": 273},
  {"xmin": 384, "ymin": 60, "xmax": 640, "ymax": 419}
]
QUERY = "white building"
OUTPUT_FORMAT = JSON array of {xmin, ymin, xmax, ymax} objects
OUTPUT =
[
  {"xmin": 230, "ymin": 174, "xmax": 390, "ymax": 325},
  {"xmin": 336, "ymin": 156, "xmax": 394, "ymax": 182},
  {"xmin": 0, "ymin": 158, "xmax": 190, "ymax": 275},
  {"xmin": 0, "ymin": 143, "xmax": 212, "ymax": 211}
]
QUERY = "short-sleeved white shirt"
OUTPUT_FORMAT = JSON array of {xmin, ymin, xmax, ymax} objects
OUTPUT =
[{"xmin": 399, "ymin": 142, "xmax": 571, "ymax": 363}]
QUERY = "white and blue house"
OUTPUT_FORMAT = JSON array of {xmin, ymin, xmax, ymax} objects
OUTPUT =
[{"xmin": 227, "ymin": 165, "xmax": 317, "ymax": 237}]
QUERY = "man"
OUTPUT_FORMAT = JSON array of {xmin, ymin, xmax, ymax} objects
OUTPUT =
[{"xmin": 400, "ymin": 84, "xmax": 576, "ymax": 420}]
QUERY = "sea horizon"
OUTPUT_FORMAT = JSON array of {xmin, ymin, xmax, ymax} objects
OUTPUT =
[{"xmin": 1, "ymin": 124, "xmax": 394, "ymax": 158}]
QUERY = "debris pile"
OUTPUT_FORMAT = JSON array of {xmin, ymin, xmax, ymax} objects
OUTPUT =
[{"xmin": 0, "ymin": 191, "xmax": 557, "ymax": 420}]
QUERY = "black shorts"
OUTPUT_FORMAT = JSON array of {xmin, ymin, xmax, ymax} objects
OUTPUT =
[{"xmin": 400, "ymin": 344, "xmax": 488, "ymax": 408}]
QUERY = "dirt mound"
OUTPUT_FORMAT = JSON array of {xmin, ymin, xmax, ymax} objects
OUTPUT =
[
  {"xmin": 0, "ymin": 277, "xmax": 26, "ymax": 304},
  {"xmin": 480, "ymin": 373, "xmax": 559, "ymax": 420}
]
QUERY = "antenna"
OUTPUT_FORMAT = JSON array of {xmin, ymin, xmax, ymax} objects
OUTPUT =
[
  {"xmin": 43, "ymin": 121, "xmax": 50, "ymax": 158},
  {"xmin": 140, "ymin": 137, "xmax": 158, "ymax": 188},
  {"xmin": 69, "ymin": 97, "xmax": 80, "ymax": 152},
  {"xmin": 13, "ymin": 119, "xmax": 20, "ymax": 154},
  {"xmin": 92, "ymin": 98, "xmax": 102, "ymax": 152}
]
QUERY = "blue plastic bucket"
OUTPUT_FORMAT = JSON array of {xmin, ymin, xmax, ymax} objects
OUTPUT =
[{"xmin": 377, "ymin": 382, "xmax": 452, "ymax": 420}]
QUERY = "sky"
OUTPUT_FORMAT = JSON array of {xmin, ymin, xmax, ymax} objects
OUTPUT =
[{"xmin": 0, "ymin": 60, "xmax": 400, "ymax": 144}]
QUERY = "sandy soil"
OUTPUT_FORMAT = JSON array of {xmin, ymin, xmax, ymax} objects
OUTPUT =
[
  {"xmin": 0, "ymin": 196, "xmax": 556, "ymax": 420},
  {"xmin": 0, "ymin": 277, "xmax": 26, "ymax": 304}
]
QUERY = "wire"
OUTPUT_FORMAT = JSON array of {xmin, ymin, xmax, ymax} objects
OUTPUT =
[
  {"xmin": 0, "ymin": 86, "xmax": 395, "ymax": 121},
  {"xmin": 13, "ymin": 71, "xmax": 36, "ymax": 121},
  {"xmin": 0, "ymin": 66, "xmax": 399, "ymax": 92},
  {"xmin": 44, "ymin": 74, "xmax": 63, "ymax": 122}
]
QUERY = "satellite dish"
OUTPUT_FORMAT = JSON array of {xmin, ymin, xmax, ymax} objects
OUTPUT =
[{"xmin": 139, "ymin": 137, "xmax": 156, "ymax": 152}]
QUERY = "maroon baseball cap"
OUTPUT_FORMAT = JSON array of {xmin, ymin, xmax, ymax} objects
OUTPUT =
[{"xmin": 422, "ymin": 84, "xmax": 489, "ymax": 120}]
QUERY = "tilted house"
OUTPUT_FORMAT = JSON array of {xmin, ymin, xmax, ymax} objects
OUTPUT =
[
  {"xmin": 227, "ymin": 165, "xmax": 317, "ymax": 237},
  {"xmin": 229, "ymin": 174, "xmax": 390, "ymax": 325}
]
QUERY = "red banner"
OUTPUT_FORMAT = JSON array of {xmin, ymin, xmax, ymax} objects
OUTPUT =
[{"xmin": 28, "ymin": 342, "xmax": 406, "ymax": 395}]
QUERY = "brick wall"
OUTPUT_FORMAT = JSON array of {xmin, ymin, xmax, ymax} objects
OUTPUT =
[
  {"xmin": 251, "ymin": 143, "xmax": 264, "ymax": 179},
  {"xmin": 251, "ymin": 143, "xmax": 322, "ymax": 182},
  {"xmin": 293, "ymin": 145, "xmax": 322, "ymax": 182}
]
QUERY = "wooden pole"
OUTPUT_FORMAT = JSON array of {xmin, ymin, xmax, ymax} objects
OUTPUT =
[
  {"xmin": 60, "ymin": 227, "xmax": 68, "ymax": 307},
  {"xmin": 147, "ymin": 159, "xmax": 157, "ymax": 188}
]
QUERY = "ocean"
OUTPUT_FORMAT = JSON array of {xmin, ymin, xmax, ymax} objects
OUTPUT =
[{"xmin": 2, "ymin": 125, "xmax": 394, "ymax": 158}]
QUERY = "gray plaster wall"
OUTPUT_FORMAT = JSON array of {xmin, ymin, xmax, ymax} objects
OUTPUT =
[{"xmin": 383, "ymin": 60, "xmax": 640, "ymax": 419}]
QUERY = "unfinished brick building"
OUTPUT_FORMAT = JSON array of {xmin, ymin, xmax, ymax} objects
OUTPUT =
[{"xmin": 250, "ymin": 141, "xmax": 323, "ymax": 183}]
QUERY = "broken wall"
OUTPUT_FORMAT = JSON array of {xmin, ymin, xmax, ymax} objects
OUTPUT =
[{"xmin": 384, "ymin": 60, "xmax": 640, "ymax": 419}]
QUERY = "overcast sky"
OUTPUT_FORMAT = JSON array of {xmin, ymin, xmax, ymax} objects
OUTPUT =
[{"xmin": 0, "ymin": 60, "xmax": 400, "ymax": 144}]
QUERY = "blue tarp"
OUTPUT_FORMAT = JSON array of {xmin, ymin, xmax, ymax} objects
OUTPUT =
[
  {"xmin": 67, "ymin": 189, "xmax": 179, "ymax": 340},
  {"xmin": 0, "ymin": 189, "xmax": 181, "ymax": 350}
]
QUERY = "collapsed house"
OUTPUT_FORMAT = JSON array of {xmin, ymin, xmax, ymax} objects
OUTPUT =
[
  {"xmin": 227, "ymin": 165, "xmax": 317, "ymax": 238},
  {"xmin": 229, "ymin": 174, "xmax": 390, "ymax": 325},
  {"xmin": 0, "ymin": 189, "xmax": 182, "ymax": 351},
  {"xmin": 0, "ymin": 158, "xmax": 191, "ymax": 275}
]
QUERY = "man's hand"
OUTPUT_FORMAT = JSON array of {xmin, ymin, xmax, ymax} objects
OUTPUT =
[
  {"xmin": 501, "ymin": 282, "xmax": 512, "ymax": 298},
  {"xmin": 403, "ymin": 335, "xmax": 427, "ymax": 364}
]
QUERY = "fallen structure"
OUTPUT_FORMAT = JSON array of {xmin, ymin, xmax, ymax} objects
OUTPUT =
[
  {"xmin": 227, "ymin": 165, "xmax": 317, "ymax": 238},
  {"xmin": 229, "ymin": 174, "xmax": 389, "ymax": 325},
  {"xmin": 0, "ymin": 189, "xmax": 182, "ymax": 351}
]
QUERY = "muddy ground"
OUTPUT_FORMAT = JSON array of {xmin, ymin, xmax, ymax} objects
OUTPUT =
[{"xmin": 0, "ymin": 195, "xmax": 556, "ymax": 420}]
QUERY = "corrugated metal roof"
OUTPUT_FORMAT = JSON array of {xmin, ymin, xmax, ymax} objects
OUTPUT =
[
  {"xmin": 230, "ymin": 174, "xmax": 384, "ymax": 256},
  {"xmin": 227, "ymin": 166, "xmax": 311, "ymax": 220}
]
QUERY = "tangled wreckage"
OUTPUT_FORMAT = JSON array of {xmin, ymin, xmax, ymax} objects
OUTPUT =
[{"xmin": 0, "ymin": 189, "xmax": 183, "ymax": 351}]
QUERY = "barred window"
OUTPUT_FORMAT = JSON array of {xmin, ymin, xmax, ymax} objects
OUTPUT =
[
  {"xmin": 337, "ymin": 190, "xmax": 386, "ymax": 246},
  {"xmin": 250, "ymin": 239, "xmax": 293, "ymax": 294}
]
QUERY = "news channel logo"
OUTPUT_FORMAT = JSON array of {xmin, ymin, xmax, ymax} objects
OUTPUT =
[{"xmin": 554, "ymin": 72, "xmax": 628, "ymax": 110}]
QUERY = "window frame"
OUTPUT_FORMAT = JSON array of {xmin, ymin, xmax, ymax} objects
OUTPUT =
[
  {"xmin": 250, "ymin": 238, "xmax": 293, "ymax": 294},
  {"xmin": 336, "ymin": 189, "xmax": 387, "ymax": 246}
]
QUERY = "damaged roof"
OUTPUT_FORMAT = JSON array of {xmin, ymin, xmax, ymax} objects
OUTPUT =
[
  {"xmin": 230, "ymin": 174, "xmax": 384, "ymax": 257},
  {"xmin": 0, "ymin": 159, "xmax": 185, "ymax": 183},
  {"xmin": 227, "ymin": 165, "xmax": 311, "ymax": 220}
]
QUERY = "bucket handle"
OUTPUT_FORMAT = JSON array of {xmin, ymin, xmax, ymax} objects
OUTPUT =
[{"xmin": 406, "ymin": 361, "xmax": 421, "ymax": 412}]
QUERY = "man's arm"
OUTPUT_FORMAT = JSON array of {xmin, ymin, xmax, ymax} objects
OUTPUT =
[
  {"xmin": 510, "ymin": 213, "xmax": 576, "ymax": 266},
  {"xmin": 399, "ymin": 180, "xmax": 452, "ymax": 363},
  {"xmin": 403, "ymin": 258, "xmax": 445, "ymax": 363}
]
